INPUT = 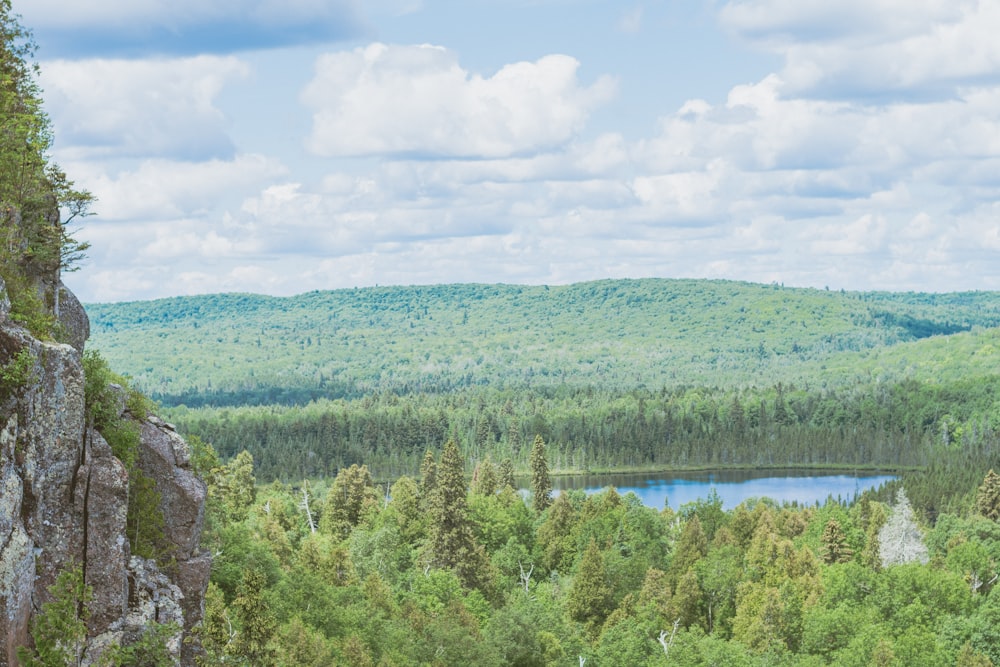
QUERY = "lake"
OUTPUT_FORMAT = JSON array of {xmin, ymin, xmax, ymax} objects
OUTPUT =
[{"xmin": 537, "ymin": 469, "xmax": 896, "ymax": 510}]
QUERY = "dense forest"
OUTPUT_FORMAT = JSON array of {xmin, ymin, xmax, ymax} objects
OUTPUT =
[{"xmin": 139, "ymin": 435, "xmax": 1000, "ymax": 666}]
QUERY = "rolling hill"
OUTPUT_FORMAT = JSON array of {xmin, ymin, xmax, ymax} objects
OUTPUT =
[{"xmin": 85, "ymin": 278, "xmax": 1000, "ymax": 407}]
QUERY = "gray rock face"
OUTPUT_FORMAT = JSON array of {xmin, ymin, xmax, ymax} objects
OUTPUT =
[
  {"xmin": 1, "ymin": 416, "xmax": 33, "ymax": 667},
  {"xmin": 138, "ymin": 418, "xmax": 206, "ymax": 559},
  {"xmin": 136, "ymin": 416, "xmax": 211, "ymax": 665},
  {"xmin": 83, "ymin": 557, "xmax": 186, "ymax": 667},
  {"xmin": 56, "ymin": 281, "xmax": 90, "ymax": 354},
  {"xmin": 0, "ymin": 281, "xmax": 210, "ymax": 666},
  {"xmin": 77, "ymin": 431, "xmax": 129, "ymax": 636},
  {"xmin": 19, "ymin": 339, "xmax": 88, "ymax": 605}
]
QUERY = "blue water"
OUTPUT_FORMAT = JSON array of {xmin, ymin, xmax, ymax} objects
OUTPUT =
[{"xmin": 542, "ymin": 469, "xmax": 896, "ymax": 510}]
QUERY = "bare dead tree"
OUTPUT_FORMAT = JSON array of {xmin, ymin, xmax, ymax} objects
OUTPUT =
[
  {"xmin": 518, "ymin": 560, "xmax": 534, "ymax": 593},
  {"xmin": 658, "ymin": 618, "xmax": 680, "ymax": 660},
  {"xmin": 299, "ymin": 481, "xmax": 316, "ymax": 533}
]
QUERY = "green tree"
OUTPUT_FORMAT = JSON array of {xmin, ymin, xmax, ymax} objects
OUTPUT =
[
  {"xmin": 320, "ymin": 463, "xmax": 378, "ymax": 540},
  {"xmin": 975, "ymin": 469, "xmax": 1000, "ymax": 521},
  {"xmin": 274, "ymin": 616, "xmax": 334, "ymax": 667},
  {"xmin": 103, "ymin": 622, "xmax": 179, "ymax": 667},
  {"xmin": 428, "ymin": 439, "xmax": 493, "ymax": 593},
  {"xmin": 820, "ymin": 519, "xmax": 855, "ymax": 564},
  {"xmin": 195, "ymin": 582, "xmax": 233, "ymax": 666},
  {"xmin": 536, "ymin": 491, "xmax": 577, "ymax": 573},
  {"xmin": 472, "ymin": 455, "xmax": 498, "ymax": 496},
  {"xmin": 696, "ymin": 544, "xmax": 743, "ymax": 634},
  {"xmin": 731, "ymin": 584, "xmax": 788, "ymax": 654},
  {"xmin": 419, "ymin": 448, "xmax": 437, "ymax": 504},
  {"xmin": 955, "ymin": 642, "xmax": 994, "ymax": 667},
  {"xmin": 212, "ymin": 450, "xmax": 257, "ymax": 523},
  {"xmin": 387, "ymin": 474, "xmax": 425, "ymax": 544},
  {"xmin": 673, "ymin": 567, "xmax": 704, "ymax": 630},
  {"xmin": 497, "ymin": 457, "xmax": 516, "ymax": 490},
  {"xmin": 670, "ymin": 515, "xmax": 708, "ymax": 585},
  {"xmin": 17, "ymin": 565, "xmax": 89, "ymax": 667},
  {"xmin": 530, "ymin": 435, "xmax": 552, "ymax": 513},
  {"xmin": 227, "ymin": 567, "xmax": 277, "ymax": 665},
  {"xmin": 567, "ymin": 538, "xmax": 613, "ymax": 641}
]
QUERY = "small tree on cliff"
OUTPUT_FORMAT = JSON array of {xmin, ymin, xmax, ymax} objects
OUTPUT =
[
  {"xmin": 0, "ymin": 3, "xmax": 93, "ymax": 335},
  {"xmin": 17, "ymin": 565, "xmax": 90, "ymax": 667},
  {"xmin": 530, "ymin": 435, "xmax": 552, "ymax": 513}
]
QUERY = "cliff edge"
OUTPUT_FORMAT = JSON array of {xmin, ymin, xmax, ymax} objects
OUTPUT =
[{"xmin": 0, "ymin": 278, "xmax": 210, "ymax": 666}]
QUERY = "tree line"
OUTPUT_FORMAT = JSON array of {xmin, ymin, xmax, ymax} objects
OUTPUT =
[{"xmin": 165, "ymin": 375, "xmax": 1000, "ymax": 490}]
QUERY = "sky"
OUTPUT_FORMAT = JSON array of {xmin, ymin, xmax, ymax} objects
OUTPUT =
[{"xmin": 15, "ymin": 0, "xmax": 1000, "ymax": 303}]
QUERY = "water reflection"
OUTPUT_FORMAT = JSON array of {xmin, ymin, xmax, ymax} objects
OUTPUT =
[{"xmin": 526, "ymin": 469, "xmax": 896, "ymax": 510}]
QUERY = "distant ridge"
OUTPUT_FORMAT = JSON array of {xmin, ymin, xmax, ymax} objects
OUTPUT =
[{"xmin": 85, "ymin": 278, "xmax": 1000, "ymax": 408}]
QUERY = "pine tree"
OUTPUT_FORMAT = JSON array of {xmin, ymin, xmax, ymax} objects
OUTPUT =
[
  {"xmin": 475, "ymin": 413, "xmax": 497, "ymax": 449},
  {"xmin": 673, "ymin": 567, "xmax": 704, "ymax": 629},
  {"xmin": 419, "ymin": 448, "xmax": 437, "ymax": 503},
  {"xmin": 536, "ymin": 491, "xmax": 577, "ymax": 572},
  {"xmin": 975, "ymin": 469, "xmax": 1000, "ymax": 521},
  {"xmin": 428, "ymin": 439, "xmax": 493, "ymax": 593},
  {"xmin": 213, "ymin": 450, "xmax": 256, "ymax": 522},
  {"xmin": 228, "ymin": 567, "xmax": 277, "ymax": 665},
  {"xmin": 860, "ymin": 524, "xmax": 882, "ymax": 571},
  {"xmin": 670, "ymin": 515, "xmax": 708, "ymax": 584},
  {"xmin": 506, "ymin": 419, "xmax": 522, "ymax": 455},
  {"xmin": 530, "ymin": 434, "xmax": 552, "ymax": 512},
  {"xmin": 195, "ymin": 582, "xmax": 233, "ymax": 666},
  {"xmin": 275, "ymin": 616, "xmax": 335, "ymax": 667},
  {"xmin": 820, "ymin": 519, "xmax": 854, "ymax": 564},
  {"xmin": 471, "ymin": 455, "xmax": 498, "ymax": 495},
  {"xmin": 17, "ymin": 565, "xmax": 90, "ymax": 667},
  {"xmin": 320, "ymin": 463, "xmax": 378, "ymax": 539},
  {"xmin": 566, "ymin": 538, "xmax": 613, "ymax": 640},
  {"xmin": 497, "ymin": 458, "xmax": 516, "ymax": 490}
]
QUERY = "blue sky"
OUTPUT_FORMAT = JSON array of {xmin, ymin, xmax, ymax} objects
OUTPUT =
[{"xmin": 17, "ymin": 0, "xmax": 1000, "ymax": 302}]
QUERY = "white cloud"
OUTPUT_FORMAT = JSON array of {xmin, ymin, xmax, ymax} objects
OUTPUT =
[
  {"xmin": 41, "ymin": 56, "xmax": 249, "ymax": 160},
  {"xmin": 72, "ymin": 155, "xmax": 287, "ymax": 220},
  {"xmin": 301, "ymin": 43, "xmax": 617, "ymax": 158},
  {"xmin": 720, "ymin": 0, "xmax": 1000, "ymax": 97},
  {"xmin": 52, "ymin": 4, "xmax": 1000, "ymax": 301}
]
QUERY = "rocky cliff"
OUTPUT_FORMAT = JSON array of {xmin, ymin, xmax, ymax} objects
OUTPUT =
[{"xmin": 0, "ymin": 278, "xmax": 210, "ymax": 666}]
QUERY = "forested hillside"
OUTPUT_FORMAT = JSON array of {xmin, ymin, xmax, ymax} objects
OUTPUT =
[
  {"xmin": 86, "ymin": 280, "xmax": 1000, "ymax": 492},
  {"xmin": 86, "ymin": 280, "xmax": 1000, "ymax": 406}
]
